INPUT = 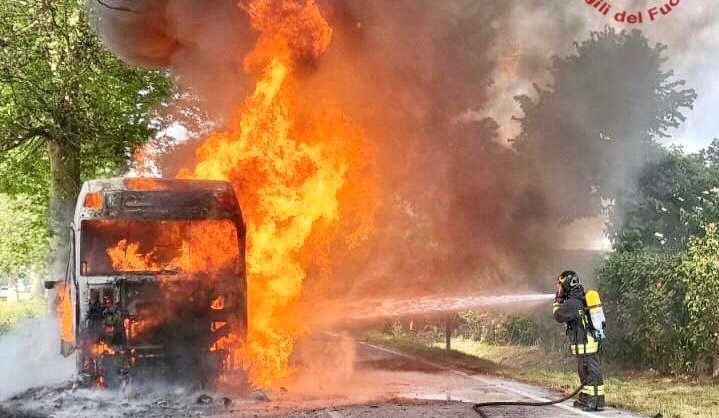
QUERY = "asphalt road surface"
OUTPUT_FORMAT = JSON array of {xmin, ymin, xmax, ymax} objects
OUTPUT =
[{"xmin": 0, "ymin": 338, "xmax": 643, "ymax": 418}]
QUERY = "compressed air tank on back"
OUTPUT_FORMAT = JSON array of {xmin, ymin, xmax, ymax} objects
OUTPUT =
[{"xmin": 585, "ymin": 290, "xmax": 607, "ymax": 340}]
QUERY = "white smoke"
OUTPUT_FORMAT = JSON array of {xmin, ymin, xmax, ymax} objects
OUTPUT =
[{"xmin": 0, "ymin": 319, "xmax": 74, "ymax": 400}]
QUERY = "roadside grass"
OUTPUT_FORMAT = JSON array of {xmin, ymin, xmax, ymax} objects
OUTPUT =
[
  {"xmin": 0, "ymin": 299, "xmax": 47, "ymax": 335},
  {"xmin": 366, "ymin": 332, "xmax": 719, "ymax": 418}
]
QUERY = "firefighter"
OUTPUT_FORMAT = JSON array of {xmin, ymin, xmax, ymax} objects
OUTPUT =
[{"xmin": 552, "ymin": 270, "xmax": 605, "ymax": 411}]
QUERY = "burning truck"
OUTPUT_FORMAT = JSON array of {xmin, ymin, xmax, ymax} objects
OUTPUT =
[{"xmin": 46, "ymin": 178, "xmax": 247, "ymax": 388}]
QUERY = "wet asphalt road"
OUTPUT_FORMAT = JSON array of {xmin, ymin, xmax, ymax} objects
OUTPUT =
[{"xmin": 0, "ymin": 338, "xmax": 643, "ymax": 418}]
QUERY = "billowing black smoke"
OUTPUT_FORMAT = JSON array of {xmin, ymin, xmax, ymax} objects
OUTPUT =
[{"xmin": 89, "ymin": 0, "xmax": 696, "ymax": 296}]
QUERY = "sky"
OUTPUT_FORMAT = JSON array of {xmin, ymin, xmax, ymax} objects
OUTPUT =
[{"xmin": 633, "ymin": 1, "xmax": 719, "ymax": 151}]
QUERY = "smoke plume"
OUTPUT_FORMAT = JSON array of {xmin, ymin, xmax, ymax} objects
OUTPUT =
[
  {"xmin": 0, "ymin": 319, "xmax": 74, "ymax": 400},
  {"xmin": 89, "ymin": 0, "xmax": 701, "ymax": 297}
]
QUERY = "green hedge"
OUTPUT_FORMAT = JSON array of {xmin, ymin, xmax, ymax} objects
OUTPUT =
[
  {"xmin": 597, "ymin": 226, "xmax": 719, "ymax": 375},
  {"xmin": 681, "ymin": 226, "xmax": 719, "ymax": 375},
  {"xmin": 597, "ymin": 251, "xmax": 690, "ymax": 373}
]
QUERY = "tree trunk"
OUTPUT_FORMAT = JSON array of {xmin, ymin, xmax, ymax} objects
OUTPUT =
[
  {"xmin": 713, "ymin": 355, "xmax": 719, "ymax": 379},
  {"xmin": 46, "ymin": 140, "xmax": 80, "ymax": 309}
]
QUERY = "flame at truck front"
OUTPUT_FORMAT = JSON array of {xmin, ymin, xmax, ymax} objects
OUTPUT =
[
  {"xmin": 56, "ymin": 282, "xmax": 75, "ymax": 345},
  {"xmin": 106, "ymin": 220, "xmax": 240, "ymax": 275},
  {"xmin": 54, "ymin": 178, "xmax": 248, "ymax": 388}
]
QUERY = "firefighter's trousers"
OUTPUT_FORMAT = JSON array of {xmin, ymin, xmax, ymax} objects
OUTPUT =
[{"xmin": 577, "ymin": 353, "xmax": 605, "ymax": 409}]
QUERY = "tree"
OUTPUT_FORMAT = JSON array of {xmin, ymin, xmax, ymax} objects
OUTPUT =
[
  {"xmin": 609, "ymin": 144, "xmax": 719, "ymax": 251},
  {"xmin": 0, "ymin": 194, "xmax": 48, "ymax": 285},
  {"xmin": 512, "ymin": 27, "xmax": 696, "ymax": 223},
  {"xmin": 0, "ymin": 0, "xmax": 170, "ymax": 279}
]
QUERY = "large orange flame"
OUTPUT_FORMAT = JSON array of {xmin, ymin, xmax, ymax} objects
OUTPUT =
[
  {"xmin": 106, "ymin": 220, "xmax": 239, "ymax": 274},
  {"xmin": 56, "ymin": 282, "xmax": 75, "ymax": 344},
  {"xmin": 177, "ymin": 0, "xmax": 374, "ymax": 386}
]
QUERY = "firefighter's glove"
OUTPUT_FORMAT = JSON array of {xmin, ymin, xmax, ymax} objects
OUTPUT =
[{"xmin": 552, "ymin": 301, "xmax": 561, "ymax": 314}]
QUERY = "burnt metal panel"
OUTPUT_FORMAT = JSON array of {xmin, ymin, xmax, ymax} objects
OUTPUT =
[{"xmin": 96, "ymin": 190, "xmax": 238, "ymax": 220}]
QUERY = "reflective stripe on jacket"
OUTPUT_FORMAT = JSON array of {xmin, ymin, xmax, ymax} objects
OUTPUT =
[{"xmin": 571, "ymin": 334, "xmax": 599, "ymax": 355}]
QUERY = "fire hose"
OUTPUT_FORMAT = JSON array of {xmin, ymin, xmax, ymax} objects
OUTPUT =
[
  {"xmin": 473, "ymin": 343, "xmax": 587, "ymax": 417},
  {"xmin": 471, "ymin": 383, "xmax": 584, "ymax": 418},
  {"xmin": 473, "ymin": 288, "xmax": 609, "ymax": 416}
]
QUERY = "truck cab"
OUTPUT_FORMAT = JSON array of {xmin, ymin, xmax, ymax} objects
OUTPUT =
[{"xmin": 50, "ymin": 178, "xmax": 247, "ymax": 388}]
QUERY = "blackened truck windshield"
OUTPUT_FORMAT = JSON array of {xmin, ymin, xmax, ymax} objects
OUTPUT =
[{"xmin": 80, "ymin": 219, "xmax": 240, "ymax": 276}]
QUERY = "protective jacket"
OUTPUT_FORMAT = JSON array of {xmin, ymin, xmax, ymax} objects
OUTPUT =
[
  {"xmin": 552, "ymin": 285, "xmax": 598, "ymax": 355},
  {"xmin": 552, "ymin": 284, "xmax": 605, "ymax": 410}
]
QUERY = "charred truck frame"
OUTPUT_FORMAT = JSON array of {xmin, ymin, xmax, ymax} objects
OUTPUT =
[{"xmin": 47, "ymin": 178, "xmax": 247, "ymax": 388}]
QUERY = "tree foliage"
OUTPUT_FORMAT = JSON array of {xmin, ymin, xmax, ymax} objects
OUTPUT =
[
  {"xmin": 597, "ymin": 224, "xmax": 719, "ymax": 375},
  {"xmin": 681, "ymin": 226, "xmax": 719, "ymax": 375},
  {"xmin": 597, "ymin": 251, "xmax": 690, "ymax": 373},
  {"xmin": 512, "ymin": 27, "xmax": 696, "ymax": 222},
  {"xmin": 610, "ymin": 144, "xmax": 719, "ymax": 251},
  {"xmin": 0, "ymin": 0, "xmax": 171, "ymax": 277},
  {"xmin": 0, "ymin": 0, "xmax": 170, "ymax": 178},
  {"xmin": 0, "ymin": 194, "xmax": 48, "ymax": 281}
]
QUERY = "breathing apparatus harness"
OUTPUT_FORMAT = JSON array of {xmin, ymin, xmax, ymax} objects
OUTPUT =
[{"xmin": 472, "ymin": 271, "xmax": 607, "ymax": 417}]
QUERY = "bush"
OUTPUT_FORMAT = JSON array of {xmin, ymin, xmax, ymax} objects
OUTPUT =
[
  {"xmin": 456, "ymin": 311, "xmax": 561, "ymax": 348},
  {"xmin": 499, "ymin": 316, "xmax": 541, "ymax": 345},
  {"xmin": 681, "ymin": 226, "xmax": 719, "ymax": 375},
  {"xmin": 597, "ymin": 225, "xmax": 719, "ymax": 376},
  {"xmin": 0, "ymin": 299, "xmax": 47, "ymax": 335},
  {"xmin": 456, "ymin": 311, "xmax": 497, "ymax": 342},
  {"xmin": 597, "ymin": 250, "xmax": 690, "ymax": 373}
]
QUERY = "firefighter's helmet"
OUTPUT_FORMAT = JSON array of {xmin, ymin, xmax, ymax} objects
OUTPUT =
[{"xmin": 557, "ymin": 270, "xmax": 580, "ymax": 292}]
